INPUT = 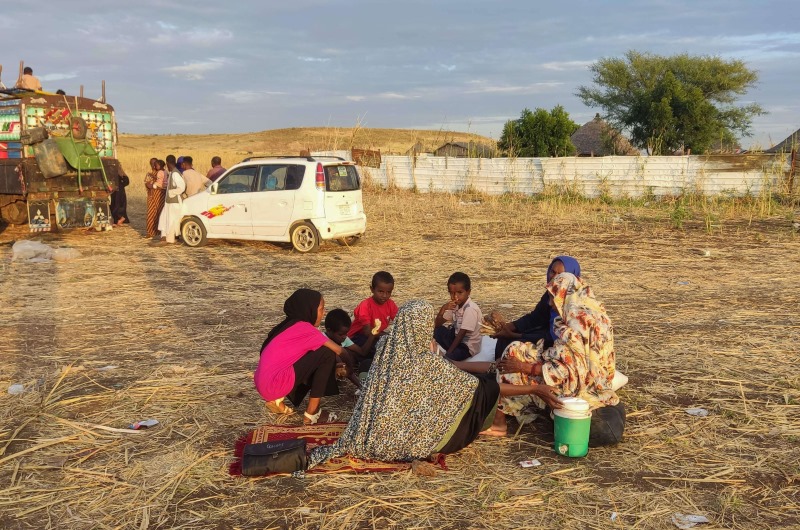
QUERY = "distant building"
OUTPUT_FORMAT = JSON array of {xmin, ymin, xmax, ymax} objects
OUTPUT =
[
  {"xmin": 433, "ymin": 141, "xmax": 495, "ymax": 158},
  {"xmin": 405, "ymin": 141, "xmax": 426, "ymax": 156},
  {"xmin": 766, "ymin": 129, "xmax": 800, "ymax": 154},
  {"xmin": 570, "ymin": 114, "xmax": 639, "ymax": 156}
]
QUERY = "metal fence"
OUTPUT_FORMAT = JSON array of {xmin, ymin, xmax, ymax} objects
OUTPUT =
[{"xmin": 312, "ymin": 151, "xmax": 791, "ymax": 198}]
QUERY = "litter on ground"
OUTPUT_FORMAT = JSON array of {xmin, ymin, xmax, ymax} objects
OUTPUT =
[
  {"xmin": 671, "ymin": 513, "xmax": 710, "ymax": 529},
  {"xmin": 11, "ymin": 240, "xmax": 81, "ymax": 262}
]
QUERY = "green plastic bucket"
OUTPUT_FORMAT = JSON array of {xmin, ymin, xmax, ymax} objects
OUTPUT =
[{"xmin": 553, "ymin": 397, "xmax": 591, "ymax": 458}]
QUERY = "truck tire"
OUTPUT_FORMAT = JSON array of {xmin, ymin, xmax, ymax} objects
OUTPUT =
[
  {"xmin": 0, "ymin": 200, "xmax": 28, "ymax": 225},
  {"xmin": 70, "ymin": 116, "xmax": 87, "ymax": 140}
]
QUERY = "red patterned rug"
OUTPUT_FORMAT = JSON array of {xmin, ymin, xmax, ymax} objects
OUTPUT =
[{"xmin": 229, "ymin": 422, "xmax": 447, "ymax": 476}]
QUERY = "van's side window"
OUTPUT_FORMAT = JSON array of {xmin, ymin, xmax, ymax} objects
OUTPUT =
[
  {"xmin": 216, "ymin": 167, "xmax": 256, "ymax": 194},
  {"xmin": 257, "ymin": 165, "xmax": 305, "ymax": 191}
]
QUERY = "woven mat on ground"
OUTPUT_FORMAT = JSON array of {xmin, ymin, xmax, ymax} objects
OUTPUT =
[
  {"xmin": 229, "ymin": 423, "xmax": 447, "ymax": 476},
  {"xmin": 229, "ymin": 422, "xmax": 447, "ymax": 476}
]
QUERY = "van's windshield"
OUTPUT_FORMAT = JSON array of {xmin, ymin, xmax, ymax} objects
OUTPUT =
[{"xmin": 324, "ymin": 165, "xmax": 360, "ymax": 192}]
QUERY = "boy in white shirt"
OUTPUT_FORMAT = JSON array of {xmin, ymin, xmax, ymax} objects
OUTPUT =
[{"xmin": 434, "ymin": 272, "xmax": 483, "ymax": 361}]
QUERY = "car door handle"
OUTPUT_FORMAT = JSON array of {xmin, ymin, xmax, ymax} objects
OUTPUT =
[
  {"xmin": 237, "ymin": 203, "xmax": 247, "ymax": 212},
  {"xmin": 278, "ymin": 201, "xmax": 288, "ymax": 207}
]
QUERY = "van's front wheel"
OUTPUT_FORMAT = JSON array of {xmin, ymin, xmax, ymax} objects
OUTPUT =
[
  {"xmin": 290, "ymin": 222, "xmax": 320, "ymax": 253},
  {"xmin": 181, "ymin": 217, "xmax": 207, "ymax": 247}
]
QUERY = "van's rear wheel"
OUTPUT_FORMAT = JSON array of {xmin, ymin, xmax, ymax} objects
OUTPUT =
[
  {"xmin": 181, "ymin": 218, "xmax": 207, "ymax": 247},
  {"xmin": 290, "ymin": 222, "xmax": 320, "ymax": 253}
]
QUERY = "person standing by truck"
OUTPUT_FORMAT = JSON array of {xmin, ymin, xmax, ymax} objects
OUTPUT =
[
  {"xmin": 155, "ymin": 155, "xmax": 185, "ymax": 244},
  {"xmin": 144, "ymin": 158, "xmax": 166, "ymax": 238},
  {"xmin": 110, "ymin": 164, "xmax": 130, "ymax": 226}
]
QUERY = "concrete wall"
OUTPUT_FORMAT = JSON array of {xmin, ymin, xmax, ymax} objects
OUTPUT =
[{"xmin": 313, "ymin": 151, "xmax": 790, "ymax": 198}]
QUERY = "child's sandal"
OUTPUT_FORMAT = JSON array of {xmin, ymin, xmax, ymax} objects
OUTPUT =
[
  {"xmin": 265, "ymin": 399, "xmax": 293, "ymax": 415},
  {"xmin": 303, "ymin": 409, "xmax": 338, "ymax": 425}
]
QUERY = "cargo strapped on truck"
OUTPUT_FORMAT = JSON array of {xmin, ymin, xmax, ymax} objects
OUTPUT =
[{"xmin": 52, "ymin": 131, "xmax": 111, "ymax": 193}]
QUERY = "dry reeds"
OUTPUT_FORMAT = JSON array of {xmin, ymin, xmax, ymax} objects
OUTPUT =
[{"xmin": 1, "ymin": 152, "xmax": 798, "ymax": 528}]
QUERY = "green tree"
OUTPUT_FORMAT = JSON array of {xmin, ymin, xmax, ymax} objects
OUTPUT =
[
  {"xmin": 577, "ymin": 50, "xmax": 765, "ymax": 155},
  {"xmin": 498, "ymin": 105, "xmax": 579, "ymax": 157}
]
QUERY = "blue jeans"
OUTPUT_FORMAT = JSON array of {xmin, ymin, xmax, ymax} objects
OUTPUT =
[{"xmin": 434, "ymin": 325, "xmax": 471, "ymax": 361}]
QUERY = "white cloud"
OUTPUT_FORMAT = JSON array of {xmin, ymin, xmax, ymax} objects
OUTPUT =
[
  {"xmin": 218, "ymin": 90, "xmax": 287, "ymax": 103},
  {"xmin": 189, "ymin": 28, "xmax": 233, "ymax": 45},
  {"xmin": 149, "ymin": 33, "xmax": 172, "ymax": 45},
  {"xmin": 156, "ymin": 21, "xmax": 177, "ymax": 30},
  {"xmin": 539, "ymin": 60, "xmax": 593, "ymax": 71},
  {"xmin": 712, "ymin": 32, "xmax": 800, "ymax": 47},
  {"xmin": 464, "ymin": 80, "xmax": 563, "ymax": 94},
  {"xmin": 298, "ymin": 56, "xmax": 331, "ymax": 63},
  {"xmin": 40, "ymin": 72, "xmax": 79, "ymax": 82},
  {"xmin": 611, "ymin": 30, "xmax": 671, "ymax": 42},
  {"xmin": 123, "ymin": 114, "xmax": 177, "ymax": 122},
  {"xmin": 150, "ymin": 28, "xmax": 233, "ymax": 46},
  {"xmin": 722, "ymin": 48, "xmax": 800, "ymax": 62},
  {"xmin": 377, "ymin": 92, "xmax": 419, "ymax": 100},
  {"xmin": 162, "ymin": 58, "xmax": 230, "ymax": 80},
  {"xmin": 346, "ymin": 95, "xmax": 366, "ymax": 102},
  {"xmin": 422, "ymin": 63, "xmax": 458, "ymax": 72}
]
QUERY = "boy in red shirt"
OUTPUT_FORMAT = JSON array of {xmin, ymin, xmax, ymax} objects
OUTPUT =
[{"xmin": 348, "ymin": 271, "xmax": 399, "ymax": 370}]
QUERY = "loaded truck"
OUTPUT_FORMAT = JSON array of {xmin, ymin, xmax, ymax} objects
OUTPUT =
[{"xmin": 0, "ymin": 78, "xmax": 120, "ymax": 231}]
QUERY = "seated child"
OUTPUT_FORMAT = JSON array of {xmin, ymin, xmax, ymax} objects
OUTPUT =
[
  {"xmin": 347, "ymin": 271, "xmax": 399, "ymax": 371},
  {"xmin": 324, "ymin": 308, "xmax": 363, "ymax": 388},
  {"xmin": 434, "ymin": 272, "xmax": 483, "ymax": 361}
]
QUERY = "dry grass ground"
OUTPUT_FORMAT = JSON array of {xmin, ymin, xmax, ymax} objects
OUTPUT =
[{"xmin": 0, "ymin": 154, "xmax": 799, "ymax": 529}]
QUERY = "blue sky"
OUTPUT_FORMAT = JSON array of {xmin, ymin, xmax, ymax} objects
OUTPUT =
[{"xmin": 2, "ymin": 0, "xmax": 798, "ymax": 149}]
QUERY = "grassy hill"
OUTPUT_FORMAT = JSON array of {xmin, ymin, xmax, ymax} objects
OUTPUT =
[{"xmin": 118, "ymin": 127, "xmax": 495, "ymax": 157}]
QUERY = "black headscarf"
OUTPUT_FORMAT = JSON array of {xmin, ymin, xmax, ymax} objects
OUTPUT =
[{"xmin": 260, "ymin": 288, "xmax": 323, "ymax": 353}]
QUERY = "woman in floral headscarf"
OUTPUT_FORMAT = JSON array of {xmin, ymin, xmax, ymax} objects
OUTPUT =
[
  {"xmin": 491, "ymin": 256, "xmax": 581, "ymax": 359},
  {"xmin": 484, "ymin": 272, "xmax": 623, "ymax": 443}
]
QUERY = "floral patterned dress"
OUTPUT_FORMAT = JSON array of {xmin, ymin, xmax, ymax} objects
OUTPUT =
[{"xmin": 499, "ymin": 273, "xmax": 619, "ymax": 423}]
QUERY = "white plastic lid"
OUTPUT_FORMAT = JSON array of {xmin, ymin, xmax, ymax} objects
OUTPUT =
[{"xmin": 558, "ymin": 397, "xmax": 590, "ymax": 412}]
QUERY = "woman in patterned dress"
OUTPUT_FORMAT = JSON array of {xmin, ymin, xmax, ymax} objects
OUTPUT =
[
  {"xmin": 144, "ymin": 158, "xmax": 166, "ymax": 238},
  {"xmin": 483, "ymin": 272, "xmax": 622, "ymax": 441},
  {"xmin": 309, "ymin": 300, "xmax": 509, "ymax": 467},
  {"xmin": 491, "ymin": 256, "xmax": 581, "ymax": 358}
]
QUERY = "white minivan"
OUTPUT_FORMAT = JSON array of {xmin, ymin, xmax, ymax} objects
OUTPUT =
[{"xmin": 179, "ymin": 156, "xmax": 366, "ymax": 252}]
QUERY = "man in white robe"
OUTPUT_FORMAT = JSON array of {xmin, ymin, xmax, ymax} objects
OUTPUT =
[{"xmin": 156, "ymin": 155, "xmax": 186, "ymax": 244}]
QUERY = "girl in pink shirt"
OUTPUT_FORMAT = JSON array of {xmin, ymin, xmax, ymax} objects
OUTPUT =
[{"xmin": 254, "ymin": 289, "xmax": 345, "ymax": 424}]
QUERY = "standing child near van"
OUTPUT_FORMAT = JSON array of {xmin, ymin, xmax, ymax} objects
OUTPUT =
[
  {"xmin": 324, "ymin": 308, "xmax": 363, "ymax": 388},
  {"xmin": 434, "ymin": 272, "xmax": 483, "ymax": 361},
  {"xmin": 348, "ymin": 271, "xmax": 399, "ymax": 367}
]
